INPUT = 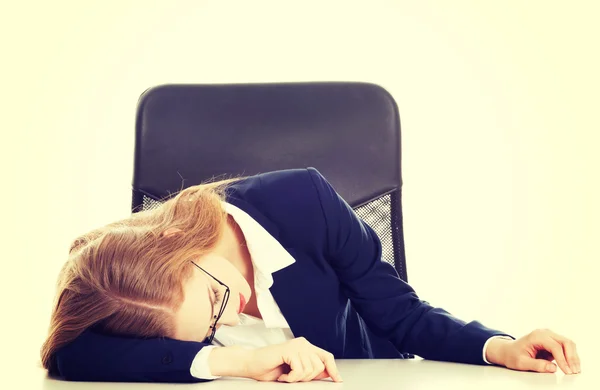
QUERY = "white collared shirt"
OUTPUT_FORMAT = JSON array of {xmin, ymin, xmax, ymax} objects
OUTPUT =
[{"xmin": 189, "ymin": 202, "xmax": 502, "ymax": 379}]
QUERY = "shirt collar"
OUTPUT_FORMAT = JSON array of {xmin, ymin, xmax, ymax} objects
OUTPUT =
[{"xmin": 222, "ymin": 201, "xmax": 295, "ymax": 280}]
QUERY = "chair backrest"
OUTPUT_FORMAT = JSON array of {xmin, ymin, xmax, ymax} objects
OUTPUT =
[{"xmin": 131, "ymin": 82, "xmax": 408, "ymax": 282}]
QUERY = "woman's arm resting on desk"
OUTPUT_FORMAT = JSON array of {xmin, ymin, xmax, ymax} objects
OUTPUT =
[
  {"xmin": 56, "ymin": 330, "xmax": 341, "ymax": 383},
  {"xmin": 305, "ymin": 168, "xmax": 581, "ymax": 374},
  {"xmin": 306, "ymin": 167, "xmax": 510, "ymax": 364}
]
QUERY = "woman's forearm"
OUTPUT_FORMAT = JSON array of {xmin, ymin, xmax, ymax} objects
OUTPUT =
[{"xmin": 208, "ymin": 346, "xmax": 252, "ymax": 377}]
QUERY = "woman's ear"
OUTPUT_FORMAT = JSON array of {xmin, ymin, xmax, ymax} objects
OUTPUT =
[{"xmin": 161, "ymin": 227, "xmax": 183, "ymax": 238}]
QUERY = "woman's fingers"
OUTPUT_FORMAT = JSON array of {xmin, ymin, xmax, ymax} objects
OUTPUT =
[
  {"xmin": 278, "ymin": 354, "xmax": 304, "ymax": 383},
  {"xmin": 275, "ymin": 338, "xmax": 342, "ymax": 383},
  {"xmin": 535, "ymin": 349, "xmax": 554, "ymax": 361},
  {"xmin": 277, "ymin": 352, "xmax": 341, "ymax": 382},
  {"xmin": 304, "ymin": 354, "xmax": 325, "ymax": 382},
  {"xmin": 549, "ymin": 331, "xmax": 581, "ymax": 373},
  {"xmin": 517, "ymin": 356, "xmax": 557, "ymax": 373},
  {"xmin": 561, "ymin": 340, "xmax": 581, "ymax": 373},
  {"xmin": 298, "ymin": 355, "xmax": 315, "ymax": 382},
  {"xmin": 537, "ymin": 336, "xmax": 571, "ymax": 374},
  {"xmin": 316, "ymin": 348, "xmax": 343, "ymax": 382},
  {"xmin": 314, "ymin": 371, "xmax": 331, "ymax": 380}
]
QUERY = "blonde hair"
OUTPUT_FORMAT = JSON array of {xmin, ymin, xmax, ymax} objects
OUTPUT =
[{"xmin": 40, "ymin": 176, "xmax": 244, "ymax": 370}]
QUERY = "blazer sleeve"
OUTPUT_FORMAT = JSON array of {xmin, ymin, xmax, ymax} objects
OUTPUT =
[
  {"xmin": 306, "ymin": 167, "xmax": 512, "ymax": 365},
  {"xmin": 53, "ymin": 328, "xmax": 210, "ymax": 383}
]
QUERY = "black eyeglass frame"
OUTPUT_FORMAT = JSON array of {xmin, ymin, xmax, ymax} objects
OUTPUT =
[{"xmin": 191, "ymin": 261, "xmax": 230, "ymax": 344}]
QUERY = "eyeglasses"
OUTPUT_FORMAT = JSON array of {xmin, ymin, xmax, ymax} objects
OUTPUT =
[{"xmin": 191, "ymin": 261, "xmax": 230, "ymax": 344}]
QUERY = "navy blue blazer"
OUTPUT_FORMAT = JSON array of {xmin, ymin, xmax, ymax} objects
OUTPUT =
[{"xmin": 52, "ymin": 167, "xmax": 511, "ymax": 382}]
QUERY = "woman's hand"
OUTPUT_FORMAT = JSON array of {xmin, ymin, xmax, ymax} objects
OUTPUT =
[
  {"xmin": 485, "ymin": 329, "xmax": 581, "ymax": 374},
  {"xmin": 243, "ymin": 337, "xmax": 343, "ymax": 383}
]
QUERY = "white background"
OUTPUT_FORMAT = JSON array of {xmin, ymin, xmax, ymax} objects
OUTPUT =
[{"xmin": 1, "ymin": 0, "xmax": 598, "ymax": 376}]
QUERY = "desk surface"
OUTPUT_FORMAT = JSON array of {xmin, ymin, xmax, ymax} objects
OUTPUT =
[{"xmin": 31, "ymin": 358, "xmax": 595, "ymax": 390}]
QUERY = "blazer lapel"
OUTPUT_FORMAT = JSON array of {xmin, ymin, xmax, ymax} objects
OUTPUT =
[{"xmin": 269, "ymin": 256, "xmax": 331, "ymax": 350}]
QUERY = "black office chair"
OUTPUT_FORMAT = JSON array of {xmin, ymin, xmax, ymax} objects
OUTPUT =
[{"xmin": 131, "ymin": 82, "xmax": 408, "ymax": 283}]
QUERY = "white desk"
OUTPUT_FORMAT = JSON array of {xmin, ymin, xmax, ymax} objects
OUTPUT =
[{"xmin": 30, "ymin": 358, "xmax": 595, "ymax": 390}]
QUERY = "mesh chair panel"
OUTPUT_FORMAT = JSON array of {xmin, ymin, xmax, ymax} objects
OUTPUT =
[
  {"xmin": 353, "ymin": 194, "xmax": 394, "ymax": 267},
  {"xmin": 140, "ymin": 194, "xmax": 163, "ymax": 212}
]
